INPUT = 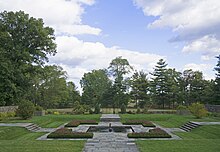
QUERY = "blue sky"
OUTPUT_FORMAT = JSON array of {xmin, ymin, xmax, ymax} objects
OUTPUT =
[{"xmin": 1, "ymin": 0, "xmax": 220, "ymax": 89}]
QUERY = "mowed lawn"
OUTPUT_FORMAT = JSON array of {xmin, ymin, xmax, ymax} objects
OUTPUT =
[
  {"xmin": 137, "ymin": 125, "xmax": 220, "ymax": 152},
  {"xmin": 0, "ymin": 114, "xmax": 101, "ymax": 152},
  {"xmin": 0, "ymin": 126, "xmax": 85, "ymax": 152},
  {"xmin": 120, "ymin": 114, "xmax": 220, "ymax": 128},
  {"xmin": 2, "ymin": 114, "xmax": 101, "ymax": 128},
  {"xmin": 0, "ymin": 114, "xmax": 220, "ymax": 152}
]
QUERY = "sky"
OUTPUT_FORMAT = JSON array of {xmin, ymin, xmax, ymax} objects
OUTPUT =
[{"xmin": 1, "ymin": 0, "xmax": 220, "ymax": 90}]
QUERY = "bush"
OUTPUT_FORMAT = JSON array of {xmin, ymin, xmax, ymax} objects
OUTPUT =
[
  {"xmin": 72, "ymin": 101, "xmax": 88, "ymax": 114},
  {"xmin": 47, "ymin": 128, "xmax": 93, "ymax": 138},
  {"xmin": 94, "ymin": 103, "xmax": 100, "ymax": 114},
  {"xmin": 16, "ymin": 100, "xmax": 35, "ymax": 119},
  {"xmin": 136, "ymin": 108, "xmax": 141, "ymax": 114},
  {"xmin": 0, "ymin": 112, "xmax": 7, "ymax": 121},
  {"xmin": 123, "ymin": 120, "xmax": 155, "ymax": 127},
  {"xmin": 35, "ymin": 105, "xmax": 43, "ymax": 111},
  {"xmin": 189, "ymin": 103, "xmax": 208, "ymax": 118},
  {"xmin": 65, "ymin": 120, "xmax": 98, "ymax": 127},
  {"xmin": 176, "ymin": 105, "xmax": 191, "ymax": 115},
  {"xmin": 120, "ymin": 103, "xmax": 126, "ymax": 114},
  {"xmin": 127, "ymin": 128, "xmax": 171, "ymax": 138}
]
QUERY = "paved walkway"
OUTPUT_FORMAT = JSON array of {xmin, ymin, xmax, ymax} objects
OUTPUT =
[{"xmin": 83, "ymin": 114, "xmax": 139, "ymax": 152}]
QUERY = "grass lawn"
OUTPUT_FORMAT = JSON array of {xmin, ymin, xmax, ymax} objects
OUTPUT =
[
  {"xmin": 120, "ymin": 114, "xmax": 220, "ymax": 128},
  {"xmin": 136, "ymin": 125, "xmax": 220, "ymax": 152},
  {"xmin": 2, "ymin": 114, "xmax": 101, "ymax": 128},
  {"xmin": 0, "ymin": 126, "xmax": 85, "ymax": 152}
]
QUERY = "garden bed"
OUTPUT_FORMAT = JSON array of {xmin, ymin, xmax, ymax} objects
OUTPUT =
[
  {"xmin": 123, "ymin": 120, "xmax": 156, "ymax": 127},
  {"xmin": 65, "ymin": 120, "xmax": 98, "ymax": 127},
  {"xmin": 128, "ymin": 128, "xmax": 171, "ymax": 138},
  {"xmin": 47, "ymin": 128, "xmax": 93, "ymax": 138}
]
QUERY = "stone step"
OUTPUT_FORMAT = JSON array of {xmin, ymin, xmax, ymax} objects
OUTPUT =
[
  {"xmin": 25, "ymin": 124, "xmax": 41, "ymax": 132},
  {"xmin": 180, "ymin": 121, "xmax": 200, "ymax": 132}
]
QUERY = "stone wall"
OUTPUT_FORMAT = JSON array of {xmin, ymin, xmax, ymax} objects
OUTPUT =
[
  {"xmin": 0, "ymin": 106, "xmax": 18, "ymax": 113},
  {"xmin": 205, "ymin": 104, "xmax": 220, "ymax": 113}
]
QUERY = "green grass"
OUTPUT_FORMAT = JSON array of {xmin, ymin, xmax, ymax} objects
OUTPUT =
[
  {"xmin": 136, "ymin": 125, "xmax": 220, "ymax": 152},
  {"xmin": 2, "ymin": 114, "xmax": 101, "ymax": 128},
  {"xmin": 120, "ymin": 114, "xmax": 220, "ymax": 128},
  {"xmin": 0, "ymin": 126, "xmax": 85, "ymax": 152}
]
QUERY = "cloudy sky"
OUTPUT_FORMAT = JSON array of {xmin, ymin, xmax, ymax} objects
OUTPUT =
[{"xmin": 1, "ymin": 0, "xmax": 220, "ymax": 90}]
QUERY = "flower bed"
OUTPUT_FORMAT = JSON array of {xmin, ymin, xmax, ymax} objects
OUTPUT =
[
  {"xmin": 47, "ymin": 128, "xmax": 93, "ymax": 138},
  {"xmin": 123, "ymin": 120, "xmax": 156, "ymax": 127},
  {"xmin": 127, "ymin": 128, "xmax": 171, "ymax": 138},
  {"xmin": 65, "ymin": 120, "xmax": 98, "ymax": 127}
]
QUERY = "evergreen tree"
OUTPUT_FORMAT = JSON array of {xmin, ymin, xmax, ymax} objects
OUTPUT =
[
  {"xmin": 151, "ymin": 59, "xmax": 169, "ymax": 109},
  {"xmin": 214, "ymin": 55, "xmax": 220, "ymax": 104}
]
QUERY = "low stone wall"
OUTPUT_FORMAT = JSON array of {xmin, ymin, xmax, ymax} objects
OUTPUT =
[
  {"xmin": 205, "ymin": 104, "xmax": 220, "ymax": 113},
  {"xmin": 0, "ymin": 106, "xmax": 18, "ymax": 113}
]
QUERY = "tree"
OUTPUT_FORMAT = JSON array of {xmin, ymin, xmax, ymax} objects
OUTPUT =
[
  {"xmin": 182, "ymin": 70, "xmax": 206, "ymax": 105},
  {"xmin": 37, "ymin": 65, "xmax": 68, "ymax": 108},
  {"xmin": 214, "ymin": 55, "xmax": 220, "ymax": 104},
  {"xmin": 80, "ymin": 69, "xmax": 111, "ymax": 107},
  {"xmin": 0, "ymin": 11, "xmax": 56, "ymax": 106},
  {"xmin": 150, "ymin": 59, "xmax": 169, "ymax": 109},
  {"xmin": 165, "ymin": 68, "xmax": 182, "ymax": 108},
  {"xmin": 108, "ymin": 57, "xmax": 133, "ymax": 111},
  {"xmin": 130, "ymin": 71, "xmax": 149, "ymax": 108}
]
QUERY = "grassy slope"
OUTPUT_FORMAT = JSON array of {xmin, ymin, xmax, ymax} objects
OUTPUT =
[
  {"xmin": 120, "ymin": 114, "xmax": 220, "ymax": 128},
  {"xmin": 2, "ymin": 114, "xmax": 101, "ymax": 128},
  {"xmin": 0, "ymin": 126, "xmax": 85, "ymax": 152},
  {"xmin": 137, "ymin": 125, "xmax": 220, "ymax": 152}
]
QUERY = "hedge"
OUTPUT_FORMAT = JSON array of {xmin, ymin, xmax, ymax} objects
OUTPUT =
[
  {"xmin": 65, "ymin": 120, "xmax": 98, "ymax": 127},
  {"xmin": 127, "ymin": 128, "xmax": 171, "ymax": 138},
  {"xmin": 47, "ymin": 128, "xmax": 93, "ymax": 138},
  {"xmin": 123, "ymin": 120, "xmax": 156, "ymax": 127}
]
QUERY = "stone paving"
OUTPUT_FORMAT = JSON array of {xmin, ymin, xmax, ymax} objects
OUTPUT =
[{"xmin": 83, "ymin": 114, "xmax": 140, "ymax": 152}]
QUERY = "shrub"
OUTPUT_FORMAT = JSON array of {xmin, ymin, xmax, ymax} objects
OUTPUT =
[
  {"xmin": 35, "ymin": 105, "xmax": 43, "ymax": 111},
  {"xmin": 72, "ymin": 101, "xmax": 88, "ymax": 114},
  {"xmin": 127, "ymin": 128, "xmax": 171, "ymax": 138},
  {"xmin": 53, "ymin": 111, "xmax": 60, "ymax": 115},
  {"xmin": 136, "ymin": 108, "xmax": 141, "ymax": 114},
  {"xmin": 120, "ymin": 103, "xmax": 126, "ymax": 114},
  {"xmin": 47, "ymin": 128, "xmax": 93, "ymax": 138},
  {"xmin": 16, "ymin": 100, "xmax": 35, "ymax": 119},
  {"xmin": 94, "ymin": 103, "xmax": 100, "ymax": 114},
  {"xmin": 176, "ymin": 105, "xmax": 191, "ymax": 115},
  {"xmin": 0, "ymin": 112, "xmax": 7, "ymax": 121},
  {"xmin": 123, "ymin": 120, "xmax": 155, "ymax": 127},
  {"xmin": 189, "ymin": 103, "xmax": 208, "ymax": 118},
  {"xmin": 65, "ymin": 120, "xmax": 98, "ymax": 127}
]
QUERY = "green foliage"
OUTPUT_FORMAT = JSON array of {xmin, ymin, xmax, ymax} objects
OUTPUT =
[
  {"xmin": 16, "ymin": 100, "xmax": 35, "ymax": 119},
  {"xmin": 72, "ymin": 101, "xmax": 88, "ymax": 114},
  {"xmin": 94, "ymin": 103, "xmax": 100, "ymax": 114},
  {"xmin": 120, "ymin": 103, "xmax": 127, "ymax": 114},
  {"xmin": 130, "ymin": 71, "xmax": 149, "ymax": 108},
  {"xmin": 177, "ymin": 105, "xmax": 188, "ymax": 110},
  {"xmin": 189, "ymin": 103, "xmax": 208, "ymax": 118},
  {"xmin": 128, "ymin": 128, "xmax": 171, "ymax": 138},
  {"xmin": 80, "ymin": 69, "xmax": 111, "ymax": 106},
  {"xmin": 136, "ymin": 108, "xmax": 141, "ymax": 114},
  {"xmin": 47, "ymin": 128, "xmax": 93, "ymax": 139},
  {"xmin": 0, "ymin": 11, "xmax": 56, "ymax": 106}
]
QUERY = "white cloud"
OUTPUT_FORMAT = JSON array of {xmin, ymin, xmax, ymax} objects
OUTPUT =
[
  {"xmin": 0, "ymin": 0, "xmax": 101, "ymax": 36},
  {"xmin": 134, "ymin": 0, "xmax": 220, "ymax": 59},
  {"xmin": 50, "ymin": 36, "xmax": 164, "ymax": 87},
  {"xmin": 182, "ymin": 35, "xmax": 220, "ymax": 60},
  {"xmin": 183, "ymin": 63, "xmax": 214, "ymax": 80}
]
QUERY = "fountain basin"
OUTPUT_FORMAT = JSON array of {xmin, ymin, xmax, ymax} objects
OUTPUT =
[{"xmin": 87, "ymin": 126, "xmax": 134, "ymax": 133}]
